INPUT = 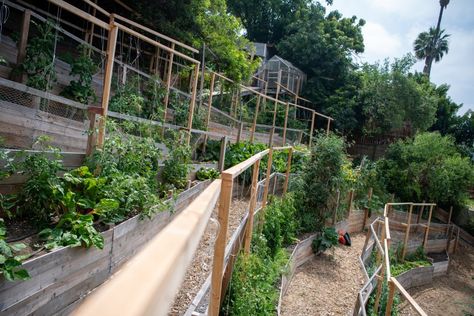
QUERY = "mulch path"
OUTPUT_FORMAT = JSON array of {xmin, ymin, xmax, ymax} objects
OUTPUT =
[{"xmin": 281, "ymin": 233, "xmax": 366, "ymax": 316}]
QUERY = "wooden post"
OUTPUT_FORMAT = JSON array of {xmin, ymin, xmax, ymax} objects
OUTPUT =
[
  {"xmin": 249, "ymin": 95, "xmax": 261, "ymax": 143},
  {"xmin": 244, "ymin": 159, "xmax": 261, "ymax": 254},
  {"xmin": 268, "ymin": 101, "xmax": 278, "ymax": 147},
  {"xmin": 13, "ymin": 9, "xmax": 31, "ymax": 83},
  {"xmin": 202, "ymin": 72, "xmax": 216, "ymax": 154},
  {"xmin": 309, "ymin": 111, "xmax": 316, "ymax": 149},
  {"xmin": 446, "ymin": 206, "xmax": 453, "ymax": 234},
  {"xmin": 454, "ymin": 226, "xmax": 460, "ymax": 253},
  {"xmin": 387, "ymin": 194, "xmax": 395, "ymax": 218},
  {"xmin": 282, "ymin": 148, "xmax": 293, "ymax": 195},
  {"xmin": 198, "ymin": 43, "xmax": 206, "ymax": 112},
  {"xmin": 162, "ymin": 43, "xmax": 175, "ymax": 128},
  {"xmin": 347, "ymin": 190, "xmax": 354, "ymax": 215},
  {"xmin": 374, "ymin": 222, "xmax": 386, "ymax": 313},
  {"xmin": 423, "ymin": 205, "xmax": 434, "ymax": 251},
  {"xmin": 363, "ymin": 187, "xmax": 373, "ymax": 229},
  {"xmin": 217, "ymin": 136, "xmax": 227, "ymax": 172},
  {"xmin": 402, "ymin": 204, "xmax": 414, "ymax": 260},
  {"xmin": 326, "ymin": 119, "xmax": 331, "ymax": 135},
  {"xmin": 261, "ymin": 147, "xmax": 274, "ymax": 215},
  {"xmin": 209, "ymin": 173, "xmax": 233, "ymax": 316},
  {"xmin": 282, "ymin": 102, "xmax": 289, "ymax": 145},
  {"xmin": 447, "ymin": 224, "xmax": 454, "ymax": 253},
  {"xmin": 297, "ymin": 130, "xmax": 303, "ymax": 144},
  {"xmin": 86, "ymin": 110, "xmax": 97, "ymax": 156},
  {"xmin": 186, "ymin": 63, "xmax": 200, "ymax": 145},
  {"xmin": 385, "ymin": 279, "xmax": 396, "ymax": 316},
  {"xmin": 236, "ymin": 121, "xmax": 244, "ymax": 143},
  {"xmin": 97, "ymin": 18, "xmax": 118, "ymax": 148},
  {"xmin": 332, "ymin": 189, "xmax": 341, "ymax": 225}
]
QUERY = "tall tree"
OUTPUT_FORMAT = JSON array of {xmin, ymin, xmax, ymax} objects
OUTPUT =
[{"xmin": 414, "ymin": 27, "xmax": 450, "ymax": 77}]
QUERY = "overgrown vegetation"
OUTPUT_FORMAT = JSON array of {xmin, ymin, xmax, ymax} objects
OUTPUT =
[{"xmin": 0, "ymin": 219, "xmax": 30, "ymax": 281}]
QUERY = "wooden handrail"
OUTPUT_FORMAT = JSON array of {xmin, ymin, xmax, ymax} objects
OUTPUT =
[
  {"xmin": 390, "ymin": 277, "xmax": 428, "ymax": 316},
  {"xmin": 73, "ymin": 180, "xmax": 222, "ymax": 316}
]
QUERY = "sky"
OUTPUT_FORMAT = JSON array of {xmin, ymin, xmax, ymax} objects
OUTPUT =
[{"xmin": 325, "ymin": 0, "xmax": 474, "ymax": 115}]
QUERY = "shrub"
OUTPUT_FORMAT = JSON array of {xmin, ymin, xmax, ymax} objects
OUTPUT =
[
  {"xmin": 377, "ymin": 132, "xmax": 474, "ymax": 211},
  {"xmin": 196, "ymin": 167, "xmax": 220, "ymax": 180},
  {"xmin": 162, "ymin": 133, "xmax": 192, "ymax": 190},
  {"xmin": 311, "ymin": 227, "xmax": 339, "ymax": 253}
]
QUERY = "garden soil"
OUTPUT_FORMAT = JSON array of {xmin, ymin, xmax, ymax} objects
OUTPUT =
[{"xmin": 281, "ymin": 233, "xmax": 366, "ymax": 316}]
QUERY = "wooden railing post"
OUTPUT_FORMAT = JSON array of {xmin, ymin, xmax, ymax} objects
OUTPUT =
[
  {"xmin": 363, "ymin": 187, "xmax": 373, "ymax": 229},
  {"xmin": 97, "ymin": 17, "xmax": 118, "ymax": 148},
  {"xmin": 13, "ymin": 9, "xmax": 31, "ymax": 83},
  {"xmin": 326, "ymin": 118, "xmax": 331, "ymax": 135},
  {"xmin": 202, "ymin": 72, "xmax": 216, "ymax": 154},
  {"xmin": 282, "ymin": 101, "xmax": 289, "ymax": 145},
  {"xmin": 218, "ymin": 136, "xmax": 227, "ymax": 172},
  {"xmin": 282, "ymin": 147, "xmax": 293, "ymax": 195},
  {"xmin": 236, "ymin": 121, "xmax": 244, "ymax": 143},
  {"xmin": 309, "ymin": 111, "xmax": 315, "ymax": 149},
  {"xmin": 261, "ymin": 147, "xmax": 274, "ymax": 219},
  {"xmin": 186, "ymin": 63, "xmax": 200, "ymax": 145},
  {"xmin": 244, "ymin": 159, "xmax": 261, "ymax": 254},
  {"xmin": 249, "ymin": 95, "xmax": 261, "ymax": 143},
  {"xmin": 209, "ymin": 173, "xmax": 233, "ymax": 316},
  {"xmin": 385, "ymin": 278, "xmax": 396, "ymax": 316},
  {"xmin": 423, "ymin": 205, "xmax": 434, "ymax": 251},
  {"xmin": 402, "ymin": 204, "xmax": 413, "ymax": 260},
  {"xmin": 162, "ymin": 43, "xmax": 175, "ymax": 133}
]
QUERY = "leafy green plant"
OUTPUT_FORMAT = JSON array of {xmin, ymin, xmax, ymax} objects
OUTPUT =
[
  {"xmin": 196, "ymin": 167, "xmax": 220, "ymax": 180},
  {"xmin": 10, "ymin": 137, "xmax": 64, "ymax": 224},
  {"xmin": 162, "ymin": 133, "xmax": 192, "ymax": 190},
  {"xmin": 39, "ymin": 211, "xmax": 104, "ymax": 250},
  {"xmin": 262, "ymin": 194, "xmax": 298, "ymax": 257},
  {"xmin": 311, "ymin": 227, "xmax": 339, "ymax": 253},
  {"xmin": 0, "ymin": 219, "xmax": 30, "ymax": 281},
  {"xmin": 22, "ymin": 20, "xmax": 59, "ymax": 91},
  {"xmin": 61, "ymin": 45, "xmax": 98, "ymax": 104}
]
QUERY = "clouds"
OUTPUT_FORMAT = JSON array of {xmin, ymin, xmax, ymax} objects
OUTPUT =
[{"xmin": 327, "ymin": 0, "xmax": 474, "ymax": 114}]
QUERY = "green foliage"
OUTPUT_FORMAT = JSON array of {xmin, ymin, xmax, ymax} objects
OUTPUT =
[
  {"xmin": 0, "ymin": 219, "xmax": 30, "ymax": 281},
  {"xmin": 162, "ymin": 133, "xmax": 192, "ymax": 190},
  {"xmin": 196, "ymin": 139, "xmax": 221, "ymax": 162},
  {"xmin": 225, "ymin": 142, "xmax": 266, "ymax": 170},
  {"xmin": 293, "ymin": 134, "xmax": 347, "ymax": 232},
  {"xmin": 223, "ymin": 248, "xmax": 288, "ymax": 315},
  {"xmin": 311, "ymin": 227, "xmax": 338, "ymax": 253},
  {"xmin": 22, "ymin": 21, "xmax": 59, "ymax": 91},
  {"xmin": 196, "ymin": 167, "xmax": 220, "ymax": 181},
  {"xmin": 377, "ymin": 132, "xmax": 474, "ymax": 210},
  {"xmin": 10, "ymin": 137, "xmax": 63, "ymax": 224},
  {"xmin": 61, "ymin": 45, "xmax": 98, "ymax": 104},
  {"xmin": 39, "ymin": 212, "xmax": 104, "ymax": 250},
  {"xmin": 262, "ymin": 195, "xmax": 298, "ymax": 257},
  {"xmin": 109, "ymin": 76, "xmax": 145, "ymax": 117},
  {"xmin": 173, "ymin": 96, "xmax": 207, "ymax": 130}
]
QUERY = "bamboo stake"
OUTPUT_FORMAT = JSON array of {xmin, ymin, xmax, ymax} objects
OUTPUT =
[
  {"xmin": 97, "ymin": 18, "xmax": 118, "ymax": 148},
  {"xmin": 186, "ymin": 64, "xmax": 200, "ymax": 145},
  {"xmin": 309, "ymin": 111, "xmax": 315, "ymax": 148},
  {"xmin": 209, "ymin": 174, "xmax": 232, "ymax": 316},
  {"xmin": 162, "ymin": 43, "xmax": 175, "ymax": 130},
  {"xmin": 249, "ymin": 95, "xmax": 261, "ymax": 143},
  {"xmin": 244, "ymin": 159, "xmax": 261, "ymax": 254},
  {"xmin": 402, "ymin": 204, "xmax": 414, "ymax": 260},
  {"xmin": 423, "ymin": 205, "xmax": 434, "ymax": 251},
  {"xmin": 282, "ymin": 148, "xmax": 293, "ymax": 195},
  {"xmin": 282, "ymin": 101, "xmax": 289, "ymax": 145}
]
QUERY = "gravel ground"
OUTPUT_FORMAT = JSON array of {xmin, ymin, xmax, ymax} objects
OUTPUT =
[
  {"xmin": 169, "ymin": 198, "xmax": 250, "ymax": 315},
  {"xmin": 281, "ymin": 233, "xmax": 366, "ymax": 316},
  {"xmin": 399, "ymin": 243, "xmax": 474, "ymax": 316}
]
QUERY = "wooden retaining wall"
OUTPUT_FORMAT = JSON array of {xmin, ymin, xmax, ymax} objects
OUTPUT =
[
  {"xmin": 396, "ymin": 266, "xmax": 434, "ymax": 290},
  {"xmin": 0, "ymin": 180, "xmax": 210, "ymax": 316}
]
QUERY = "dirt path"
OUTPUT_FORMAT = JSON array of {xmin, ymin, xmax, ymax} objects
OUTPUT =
[
  {"xmin": 399, "ymin": 243, "xmax": 474, "ymax": 316},
  {"xmin": 281, "ymin": 233, "xmax": 366, "ymax": 316}
]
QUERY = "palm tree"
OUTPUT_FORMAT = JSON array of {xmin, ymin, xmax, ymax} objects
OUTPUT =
[
  {"xmin": 414, "ymin": 27, "xmax": 450, "ymax": 77},
  {"xmin": 414, "ymin": 0, "xmax": 451, "ymax": 78}
]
